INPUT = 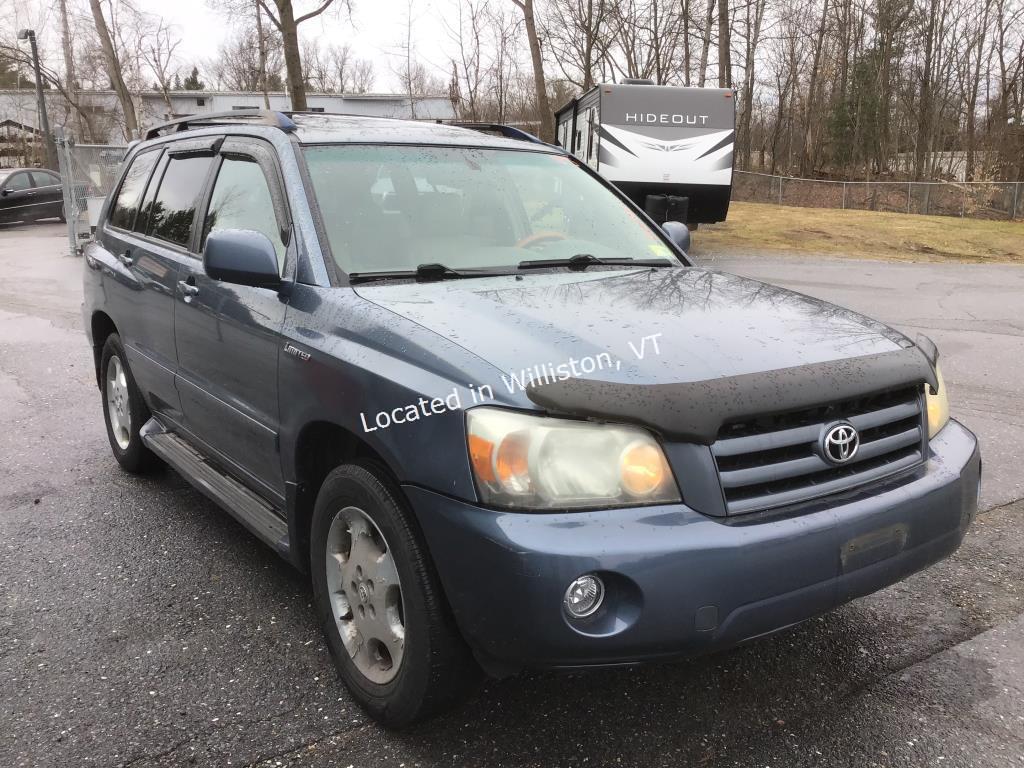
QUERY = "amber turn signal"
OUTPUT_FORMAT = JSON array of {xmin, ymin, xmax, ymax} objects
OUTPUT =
[{"xmin": 620, "ymin": 441, "xmax": 670, "ymax": 497}]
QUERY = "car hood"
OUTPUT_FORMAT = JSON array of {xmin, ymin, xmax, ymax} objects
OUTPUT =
[{"xmin": 353, "ymin": 267, "xmax": 912, "ymax": 389}]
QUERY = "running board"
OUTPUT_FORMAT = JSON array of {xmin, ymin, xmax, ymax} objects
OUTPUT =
[{"xmin": 141, "ymin": 419, "xmax": 290, "ymax": 557}]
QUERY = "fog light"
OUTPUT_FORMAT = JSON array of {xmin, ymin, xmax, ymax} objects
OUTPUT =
[{"xmin": 564, "ymin": 574, "xmax": 604, "ymax": 618}]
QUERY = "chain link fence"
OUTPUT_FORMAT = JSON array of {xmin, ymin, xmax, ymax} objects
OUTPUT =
[
  {"xmin": 55, "ymin": 129, "xmax": 127, "ymax": 256},
  {"xmin": 733, "ymin": 170, "xmax": 1024, "ymax": 221}
]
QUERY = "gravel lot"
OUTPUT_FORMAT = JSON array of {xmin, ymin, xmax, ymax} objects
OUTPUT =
[{"xmin": 2, "ymin": 223, "xmax": 1022, "ymax": 768}]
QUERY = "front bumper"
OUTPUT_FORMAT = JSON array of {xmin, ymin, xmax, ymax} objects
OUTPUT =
[{"xmin": 406, "ymin": 420, "xmax": 980, "ymax": 675}]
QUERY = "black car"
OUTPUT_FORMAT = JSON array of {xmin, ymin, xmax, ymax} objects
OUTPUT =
[
  {"xmin": 83, "ymin": 110, "xmax": 979, "ymax": 727},
  {"xmin": 0, "ymin": 167, "xmax": 64, "ymax": 224}
]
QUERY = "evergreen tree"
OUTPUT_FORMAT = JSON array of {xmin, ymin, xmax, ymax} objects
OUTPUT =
[{"xmin": 182, "ymin": 66, "xmax": 205, "ymax": 90}]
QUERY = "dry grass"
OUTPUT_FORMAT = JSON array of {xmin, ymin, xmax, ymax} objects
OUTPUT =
[{"xmin": 691, "ymin": 201, "xmax": 1024, "ymax": 263}]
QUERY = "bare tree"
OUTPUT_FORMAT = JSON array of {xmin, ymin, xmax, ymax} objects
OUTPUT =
[
  {"xmin": 255, "ymin": 1, "xmax": 271, "ymax": 106},
  {"xmin": 717, "ymin": 0, "xmax": 731, "ymax": 87},
  {"xmin": 543, "ymin": 0, "xmax": 611, "ymax": 89},
  {"xmin": 141, "ymin": 17, "xmax": 182, "ymax": 114},
  {"xmin": 57, "ymin": 0, "xmax": 84, "ymax": 139},
  {"xmin": 697, "ymin": 0, "xmax": 715, "ymax": 86},
  {"xmin": 302, "ymin": 38, "xmax": 332, "ymax": 91},
  {"xmin": 246, "ymin": 0, "xmax": 345, "ymax": 110},
  {"xmin": 445, "ymin": 0, "xmax": 488, "ymax": 118},
  {"xmin": 486, "ymin": 2, "xmax": 522, "ymax": 121},
  {"xmin": 609, "ymin": 0, "xmax": 686, "ymax": 83},
  {"xmin": 735, "ymin": 0, "xmax": 767, "ymax": 168},
  {"xmin": 347, "ymin": 57, "xmax": 375, "ymax": 93},
  {"xmin": 211, "ymin": 23, "xmax": 284, "ymax": 92},
  {"xmin": 326, "ymin": 43, "xmax": 375, "ymax": 92},
  {"xmin": 88, "ymin": 0, "xmax": 138, "ymax": 138},
  {"xmin": 798, "ymin": 0, "xmax": 831, "ymax": 175},
  {"xmin": 510, "ymin": 0, "xmax": 554, "ymax": 140}
]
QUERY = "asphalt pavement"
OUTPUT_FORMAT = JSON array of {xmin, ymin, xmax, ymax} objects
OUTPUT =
[{"xmin": 2, "ymin": 223, "xmax": 1022, "ymax": 768}]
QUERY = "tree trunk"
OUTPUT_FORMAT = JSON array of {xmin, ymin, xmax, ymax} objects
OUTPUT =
[
  {"xmin": 682, "ymin": 0, "xmax": 692, "ymax": 85},
  {"xmin": 717, "ymin": 0, "xmax": 731, "ymax": 87},
  {"xmin": 516, "ymin": 0, "xmax": 553, "ymax": 141},
  {"xmin": 737, "ymin": 0, "xmax": 764, "ymax": 170},
  {"xmin": 58, "ymin": 0, "xmax": 84, "ymax": 140},
  {"xmin": 698, "ymin": 0, "xmax": 714, "ymax": 87},
  {"xmin": 256, "ymin": 3, "xmax": 271, "ymax": 108},
  {"xmin": 799, "ymin": 0, "xmax": 830, "ymax": 176},
  {"xmin": 88, "ymin": 0, "xmax": 138, "ymax": 138},
  {"xmin": 278, "ymin": 1, "xmax": 307, "ymax": 111},
  {"xmin": 914, "ymin": 0, "xmax": 939, "ymax": 181}
]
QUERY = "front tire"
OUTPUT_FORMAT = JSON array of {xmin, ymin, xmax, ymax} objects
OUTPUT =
[
  {"xmin": 311, "ymin": 463, "xmax": 478, "ymax": 727},
  {"xmin": 100, "ymin": 334, "xmax": 160, "ymax": 473}
]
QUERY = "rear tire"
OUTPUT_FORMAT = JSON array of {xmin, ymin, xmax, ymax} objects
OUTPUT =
[
  {"xmin": 99, "ymin": 334, "xmax": 161, "ymax": 474},
  {"xmin": 311, "ymin": 462, "xmax": 478, "ymax": 727}
]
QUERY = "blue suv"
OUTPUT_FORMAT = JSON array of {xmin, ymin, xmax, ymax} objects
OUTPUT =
[{"xmin": 83, "ymin": 110, "xmax": 981, "ymax": 727}]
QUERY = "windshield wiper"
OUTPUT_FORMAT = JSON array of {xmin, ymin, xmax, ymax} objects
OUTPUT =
[
  {"xmin": 348, "ymin": 263, "xmax": 518, "ymax": 284},
  {"xmin": 517, "ymin": 253, "xmax": 674, "ymax": 272}
]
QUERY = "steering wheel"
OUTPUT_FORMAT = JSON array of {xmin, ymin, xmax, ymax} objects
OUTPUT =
[{"xmin": 515, "ymin": 231, "xmax": 568, "ymax": 249}]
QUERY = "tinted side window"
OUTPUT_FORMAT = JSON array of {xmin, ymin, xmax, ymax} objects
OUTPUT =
[
  {"xmin": 146, "ymin": 155, "xmax": 214, "ymax": 247},
  {"xmin": 109, "ymin": 151, "xmax": 160, "ymax": 230},
  {"xmin": 202, "ymin": 157, "xmax": 286, "ymax": 268},
  {"xmin": 6, "ymin": 172, "xmax": 32, "ymax": 191},
  {"xmin": 32, "ymin": 171, "xmax": 60, "ymax": 187}
]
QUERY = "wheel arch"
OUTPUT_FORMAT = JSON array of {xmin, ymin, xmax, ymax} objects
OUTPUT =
[
  {"xmin": 90, "ymin": 311, "xmax": 119, "ymax": 388},
  {"xmin": 289, "ymin": 420, "xmax": 402, "ymax": 573}
]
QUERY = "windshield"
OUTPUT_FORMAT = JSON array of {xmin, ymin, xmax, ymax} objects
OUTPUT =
[{"xmin": 302, "ymin": 145, "xmax": 679, "ymax": 274}]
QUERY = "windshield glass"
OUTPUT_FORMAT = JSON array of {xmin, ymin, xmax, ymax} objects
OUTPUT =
[{"xmin": 302, "ymin": 145, "xmax": 678, "ymax": 274}]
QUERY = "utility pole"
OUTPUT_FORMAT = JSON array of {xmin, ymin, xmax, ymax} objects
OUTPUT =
[{"xmin": 18, "ymin": 29, "xmax": 58, "ymax": 170}]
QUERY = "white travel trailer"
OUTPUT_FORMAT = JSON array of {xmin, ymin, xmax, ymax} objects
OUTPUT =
[{"xmin": 554, "ymin": 80, "xmax": 736, "ymax": 224}]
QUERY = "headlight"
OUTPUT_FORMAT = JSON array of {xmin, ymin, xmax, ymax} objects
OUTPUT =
[
  {"xmin": 466, "ymin": 407, "xmax": 681, "ymax": 510},
  {"xmin": 926, "ymin": 364, "xmax": 950, "ymax": 438}
]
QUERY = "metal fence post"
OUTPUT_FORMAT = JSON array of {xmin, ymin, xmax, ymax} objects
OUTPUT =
[
  {"xmin": 842, "ymin": 182, "xmax": 847, "ymax": 209},
  {"xmin": 54, "ymin": 127, "xmax": 77, "ymax": 258},
  {"xmin": 961, "ymin": 187, "xmax": 966, "ymax": 218},
  {"xmin": 1013, "ymin": 182, "xmax": 1020, "ymax": 221},
  {"xmin": 907, "ymin": 182, "xmax": 912, "ymax": 214},
  {"xmin": 778, "ymin": 176, "xmax": 784, "ymax": 205}
]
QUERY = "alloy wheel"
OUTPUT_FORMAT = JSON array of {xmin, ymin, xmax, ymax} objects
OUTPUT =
[
  {"xmin": 325, "ymin": 506, "xmax": 406, "ymax": 684},
  {"xmin": 105, "ymin": 355, "xmax": 131, "ymax": 450}
]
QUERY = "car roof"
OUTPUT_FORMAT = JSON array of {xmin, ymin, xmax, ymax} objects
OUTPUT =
[
  {"xmin": 141, "ymin": 111, "xmax": 559, "ymax": 153},
  {"xmin": 287, "ymin": 114, "xmax": 554, "ymax": 151},
  {"xmin": 3, "ymin": 168, "xmax": 56, "ymax": 175}
]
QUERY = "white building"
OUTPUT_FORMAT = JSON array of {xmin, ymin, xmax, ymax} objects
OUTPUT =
[{"xmin": 0, "ymin": 88, "xmax": 456, "ymax": 147}]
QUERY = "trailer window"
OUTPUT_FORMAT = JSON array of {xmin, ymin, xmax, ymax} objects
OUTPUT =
[{"xmin": 303, "ymin": 145, "xmax": 677, "ymax": 275}]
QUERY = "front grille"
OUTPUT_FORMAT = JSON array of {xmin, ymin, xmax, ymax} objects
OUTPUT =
[{"xmin": 711, "ymin": 386, "xmax": 925, "ymax": 514}]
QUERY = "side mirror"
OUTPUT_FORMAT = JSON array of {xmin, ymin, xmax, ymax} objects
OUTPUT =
[
  {"xmin": 204, "ymin": 229, "xmax": 281, "ymax": 289},
  {"xmin": 1, "ymin": 188, "xmax": 11, "ymax": 197},
  {"xmin": 662, "ymin": 220, "xmax": 691, "ymax": 254}
]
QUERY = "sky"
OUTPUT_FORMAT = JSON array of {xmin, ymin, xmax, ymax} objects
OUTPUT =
[{"xmin": 153, "ymin": 0, "xmax": 461, "ymax": 92}]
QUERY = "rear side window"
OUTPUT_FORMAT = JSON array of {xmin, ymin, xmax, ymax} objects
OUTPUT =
[
  {"xmin": 146, "ymin": 155, "xmax": 214, "ymax": 247},
  {"xmin": 201, "ymin": 157, "xmax": 286, "ymax": 268},
  {"xmin": 109, "ymin": 150, "xmax": 159, "ymax": 230},
  {"xmin": 32, "ymin": 171, "xmax": 60, "ymax": 187}
]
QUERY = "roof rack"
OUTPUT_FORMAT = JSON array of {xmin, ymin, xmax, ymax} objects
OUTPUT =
[
  {"xmin": 447, "ymin": 122, "xmax": 547, "ymax": 145},
  {"xmin": 143, "ymin": 109, "xmax": 298, "ymax": 140}
]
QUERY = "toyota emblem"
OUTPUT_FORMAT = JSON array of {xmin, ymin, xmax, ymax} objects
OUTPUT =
[{"xmin": 822, "ymin": 423, "xmax": 860, "ymax": 464}]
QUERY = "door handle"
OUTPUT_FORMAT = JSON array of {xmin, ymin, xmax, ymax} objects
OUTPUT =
[
  {"xmin": 116, "ymin": 250, "xmax": 133, "ymax": 267},
  {"xmin": 177, "ymin": 280, "xmax": 200, "ymax": 299}
]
